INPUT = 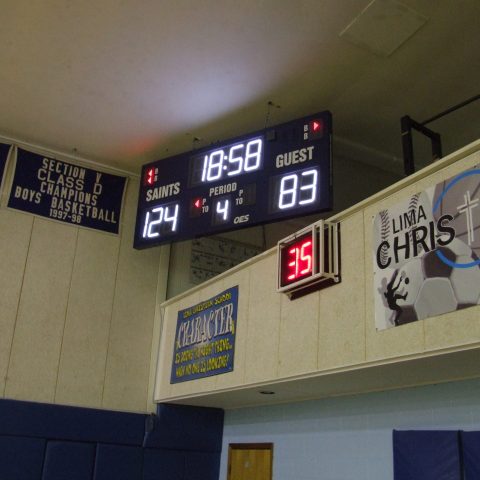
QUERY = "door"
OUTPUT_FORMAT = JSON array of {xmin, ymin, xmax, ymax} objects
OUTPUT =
[{"xmin": 227, "ymin": 443, "xmax": 273, "ymax": 480}]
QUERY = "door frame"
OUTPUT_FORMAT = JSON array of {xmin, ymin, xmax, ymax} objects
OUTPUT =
[{"xmin": 227, "ymin": 443, "xmax": 274, "ymax": 480}]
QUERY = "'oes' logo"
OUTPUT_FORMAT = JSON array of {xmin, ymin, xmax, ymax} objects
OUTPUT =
[{"xmin": 234, "ymin": 215, "xmax": 250, "ymax": 224}]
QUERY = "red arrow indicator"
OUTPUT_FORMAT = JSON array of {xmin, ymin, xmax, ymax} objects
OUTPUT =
[{"xmin": 146, "ymin": 168, "xmax": 155, "ymax": 185}]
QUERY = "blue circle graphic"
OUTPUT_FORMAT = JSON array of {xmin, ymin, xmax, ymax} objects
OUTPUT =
[{"xmin": 432, "ymin": 169, "xmax": 480, "ymax": 268}]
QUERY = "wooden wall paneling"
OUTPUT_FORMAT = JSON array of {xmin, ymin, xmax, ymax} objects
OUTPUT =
[
  {"xmin": 317, "ymin": 212, "xmax": 366, "ymax": 370},
  {"xmin": 147, "ymin": 244, "xmax": 171, "ymax": 412},
  {"xmin": 102, "ymin": 179, "xmax": 161, "ymax": 412},
  {"xmin": 0, "ymin": 210, "xmax": 33, "ymax": 397},
  {"xmin": 278, "ymin": 289, "xmax": 319, "ymax": 378},
  {"xmin": 54, "ymin": 229, "xmax": 120, "ymax": 408},
  {"xmin": 244, "ymin": 253, "xmax": 281, "ymax": 384},
  {"xmin": 5, "ymin": 218, "xmax": 77, "ymax": 402}
]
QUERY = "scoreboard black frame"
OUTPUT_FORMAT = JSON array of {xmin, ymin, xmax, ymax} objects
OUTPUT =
[{"xmin": 133, "ymin": 111, "xmax": 332, "ymax": 249}]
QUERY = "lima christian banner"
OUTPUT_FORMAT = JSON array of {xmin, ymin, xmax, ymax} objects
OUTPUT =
[
  {"xmin": 171, "ymin": 286, "xmax": 238, "ymax": 383},
  {"xmin": 8, "ymin": 148, "xmax": 127, "ymax": 234},
  {"xmin": 0, "ymin": 143, "xmax": 10, "ymax": 192},
  {"xmin": 374, "ymin": 165, "xmax": 480, "ymax": 330}
]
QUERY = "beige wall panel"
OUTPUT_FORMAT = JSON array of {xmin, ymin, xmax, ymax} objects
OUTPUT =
[
  {"xmin": 161, "ymin": 292, "xmax": 200, "ymax": 399},
  {"xmin": 55, "ymin": 229, "xmax": 120, "ymax": 408},
  {"xmin": 0, "ymin": 210, "xmax": 33, "ymax": 396},
  {"xmin": 153, "ymin": 302, "xmax": 185, "ymax": 402},
  {"xmin": 5, "ymin": 218, "xmax": 77, "ymax": 402},
  {"xmin": 171, "ymin": 370, "xmax": 216, "ymax": 398},
  {"xmin": 364, "ymin": 183, "xmax": 425, "ymax": 361},
  {"xmin": 167, "ymin": 240, "xmax": 195, "ymax": 298},
  {"xmin": 424, "ymin": 305, "xmax": 480, "ymax": 351},
  {"xmin": 215, "ymin": 268, "xmax": 251, "ymax": 390},
  {"xmin": 278, "ymin": 290, "xmax": 319, "ymax": 377},
  {"xmin": 243, "ymin": 253, "xmax": 281, "ymax": 384},
  {"xmin": 415, "ymin": 150, "xmax": 480, "ymax": 193},
  {"xmin": 147, "ymin": 244, "xmax": 171, "ymax": 412},
  {"xmin": 318, "ymin": 212, "xmax": 366, "ymax": 370},
  {"xmin": 102, "ymin": 180, "xmax": 161, "ymax": 412},
  {"xmin": 172, "ymin": 375, "xmax": 216, "ymax": 399}
]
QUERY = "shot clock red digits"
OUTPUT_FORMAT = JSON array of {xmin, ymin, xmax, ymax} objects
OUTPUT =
[
  {"xmin": 280, "ymin": 232, "xmax": 314, "ymax": 287},
  {"xmin": 287, "ymin": 237, "xmax": 313, "ymax": 281}
]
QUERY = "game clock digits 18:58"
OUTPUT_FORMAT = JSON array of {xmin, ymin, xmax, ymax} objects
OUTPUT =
[{"xmin": 133, "ymin": 111, "xmax": 332, "ymax": 248}]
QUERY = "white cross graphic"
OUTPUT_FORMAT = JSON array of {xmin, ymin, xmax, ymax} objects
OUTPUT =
[{"xmin": 457, "ymin": 190, "xmax": 479, "ymax": 245}]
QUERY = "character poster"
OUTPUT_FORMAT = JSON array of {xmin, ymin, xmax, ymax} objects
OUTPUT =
[
  {"xmin": 170, "ymin": 286, "xmax": 238, "ymax": 383},
  {"xmin": 373, "ymin": 166, "xmax": 480, "ymax": 330}
]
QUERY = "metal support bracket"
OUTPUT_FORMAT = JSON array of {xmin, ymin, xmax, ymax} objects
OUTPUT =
[{"xmin": 401, "ymin": 115, "xmax": 443, "ymax": 176}]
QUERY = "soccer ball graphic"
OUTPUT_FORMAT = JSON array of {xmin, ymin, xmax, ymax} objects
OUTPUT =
[
  {"xmin": 385, "ymin": 238, "xmax": 480, "ymax": 326},
  {"xmin": 432, "ymin": 169, "xmax": 480, "ymax": 262}
]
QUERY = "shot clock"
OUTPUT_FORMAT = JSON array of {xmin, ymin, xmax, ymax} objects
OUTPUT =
[
  {"xmin": 134, "ymin": 111, "xmax": 332, "ymax": 249},
  {"xmin": 277, "ymin": 220, "xmax": 341, "ymax": 298},
  {"xmin": 279, "ymin": 231, "xmax": 314, "ymax": 286}
]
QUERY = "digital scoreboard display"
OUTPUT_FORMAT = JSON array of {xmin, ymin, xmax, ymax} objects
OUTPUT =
[
  {"xmin": 134, "ymin": 111, "xmax": 332, "ymax": 249},
  {"xmin": 279, "ymin": 231, "xmax": 314, "ymax": 287}
]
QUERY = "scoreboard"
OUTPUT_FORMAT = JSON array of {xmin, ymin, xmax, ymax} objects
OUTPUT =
[{"xmin": 134, "ymin": 111, "xmax": 332, "ymax": 248}]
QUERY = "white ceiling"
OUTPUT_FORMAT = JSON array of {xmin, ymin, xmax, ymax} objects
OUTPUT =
[{"xmin": 0, "ymin": 0, "xmax": 479, "ymax": 175}]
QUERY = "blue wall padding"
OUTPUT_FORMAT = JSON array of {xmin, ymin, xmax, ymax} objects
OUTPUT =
[
  {"xmin": 461, "ymin": 431, "xmax": 480, "ymax": 479},
  {"xmin": 0, "ymin": 399, "xmax": 223, "ymax": 480},
  {"xmin": 93, "ymin": 444, "xmax": 143, "ymax": 480},
  {"xmin": 393, "ymin": 430, "xmax": 461, "ymax": 480},
  {"xmin": 144, "ymin": 403, "xmax": 224, "ymax": 451},
  {"xmin": 0, "ymin": 435, "xmax": 46, "ymax": 479},
  {"xmin": 143, "ymin": 448, "xmax": 185, "ymax": 480},
  {"xmin": 184, "ymin": 451, "xmax": 221, "ymax": 480},
  {"xmin": 0, "ymin": 399, "xmax": 145, "ymax": 445},
  {"xmin": 42, "ymin": 441, "xmax": 96, "ymax": 480}
]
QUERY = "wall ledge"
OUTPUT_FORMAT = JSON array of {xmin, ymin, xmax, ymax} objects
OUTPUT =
[{"xmin": 157, "ymin": 341, "xmax": 480, "ymax": 409}]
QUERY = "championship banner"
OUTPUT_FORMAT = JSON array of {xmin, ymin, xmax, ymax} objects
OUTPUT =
[
  {"xmin": 171, "ymin": 286, "xmax": 238, "ymax": 383},
  {"xmin": 373, "ymin": 166, "xmax": 480, "ymax": 330},
  {"xmin": 8, "ymin": 148, "xmax": 127, "ymax": 234},
  {"xmin": 0, "ymin": 143, "xmax": 10, "ymax": 192}
]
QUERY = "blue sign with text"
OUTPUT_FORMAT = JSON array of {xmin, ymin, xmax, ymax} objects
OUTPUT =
[
  {"xmin": 170, "ymin": 286, "xmax": 238, "ymax": 383},
  {"xmin": 8, "ymin": 148, "xmax": 127, "ymax": 234}
]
